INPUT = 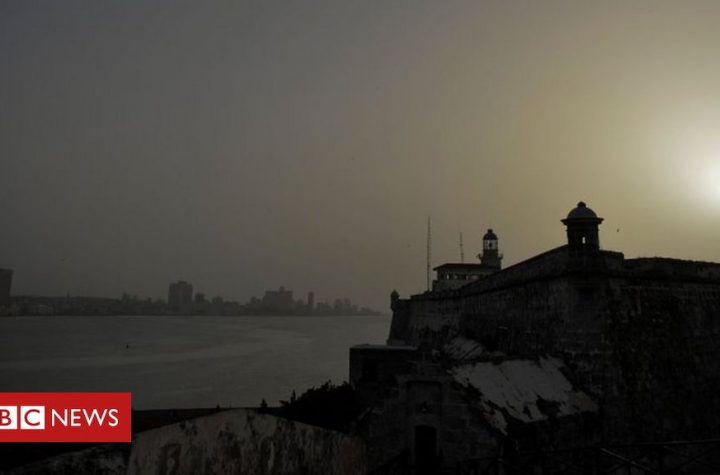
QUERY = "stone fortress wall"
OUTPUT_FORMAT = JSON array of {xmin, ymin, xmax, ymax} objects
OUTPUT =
[{"xmin": 387, "ymin": 204, "xmax": 720, "ymax": 443}]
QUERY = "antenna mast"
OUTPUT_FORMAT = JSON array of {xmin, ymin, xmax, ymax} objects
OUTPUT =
[
  {"xmin": 459, "ymin": 230, "xmax": 465, "ymax": 263},
  {"xmin": 426, "ymin": 217, "xmax": 431, "ymax": 291}
]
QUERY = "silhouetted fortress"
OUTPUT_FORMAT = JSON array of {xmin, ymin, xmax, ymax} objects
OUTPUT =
[
  {"xmin": 8, "ymin": 203, "xmax": 720, "ymax": 474},
  {"xmin": 350, "ymin": 202, "xmax": 720, "ymax": 473}
]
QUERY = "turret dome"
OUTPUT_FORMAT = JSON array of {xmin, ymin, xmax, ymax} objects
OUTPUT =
[
  {"xmin": 483, "ymin": 229, "xmax": 498, "ymax": 240},
  {"xmin": 566, "ymin": 202, "xmax": 598, "ymax": 220},
  {"xmin": 561, "ymin": 201, "xmax": 603, "ymax": 250}
]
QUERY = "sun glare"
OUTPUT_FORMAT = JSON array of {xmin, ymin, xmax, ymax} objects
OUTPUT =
[
  {"xmin": 693, "ymin": 149, "xmax": 720, "ymax": 205},
  {"xmin": 709, "ymin": 165, "xmax": 720, "ymax": 202},
  {"xmin": 671, "ymin": 123, "xmax": 720, "ymax": 209}
]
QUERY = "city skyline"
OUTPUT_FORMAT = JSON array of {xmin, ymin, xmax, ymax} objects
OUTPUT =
[{"xmin": 5, "ymin": 278, "xmax": 382, "ymax": 316}]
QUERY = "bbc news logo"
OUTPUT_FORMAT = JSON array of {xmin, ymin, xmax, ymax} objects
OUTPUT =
[
  {"xmin": 0, "ymin": 406, "xmax": 120, "ymax": 430},
  {"xmin": 0, "ymin": 406, "xmax": 46, "ymax": 429},
  {"xmin": 0, "ymin": 393, "xmax": 131, "ymax": 442}
]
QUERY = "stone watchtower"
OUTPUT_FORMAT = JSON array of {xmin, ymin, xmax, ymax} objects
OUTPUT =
[
  {"xmin": 561, "ymin": 201, "xmax": 604, "ymax": 250},
  {"xmin": 479, "ymin": 229, "xmax": 502, "ymax": 269}
]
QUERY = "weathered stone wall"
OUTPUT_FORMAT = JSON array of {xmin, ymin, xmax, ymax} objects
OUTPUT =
[
  {"xmin": 354, "ymin": 368, "xmax": 499, "ymax": 474},
  {"xmin": 389, "ymin": 247, "xmax": 720, "ymax": 443},
  {"xmin": 624, "ymin": 257, "xmax": 720, "ymax": 281},
  {"xmin": 127, "ymin": 409, "xmax": 366, "ymax": 475},
  {"xmin": 7, "ymin": 444, "xmax": 129, "ymax": 475},
  {"xmin": 388, "ymin": 296, "xmax": 462, "ymax": 347},
  {"xmin": 9, "ymin": 409, "xmax": 367, "ymax": 475},
  {"xmin": 601, "ymin": 277, "xmax": 720, "ymax": 441},
  {"xmin": 460, "ymin": 272, "xmax": 720, "ymax": 441},
  {"xmin": 349, "ymin": 345, "xmax": 416, "ymax": 403},
  {"xmin": 390, "ymin": 248, "xmax": 624, "ymax": 351}
]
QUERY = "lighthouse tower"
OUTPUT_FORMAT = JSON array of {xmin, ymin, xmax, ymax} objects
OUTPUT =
[{"xmin": 479, "ymin": 229, "xmax": 502, "ymax": 270}]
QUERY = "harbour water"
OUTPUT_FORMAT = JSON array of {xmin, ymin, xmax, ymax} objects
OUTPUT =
[{"xmin": 0, "ymin": 314, "xmax": 390, "ymax": 409}]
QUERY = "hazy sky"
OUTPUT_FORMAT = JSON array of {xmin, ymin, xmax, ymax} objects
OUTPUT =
[{"xmin": 2, "ymin": 1, "xmax": 719, "ymax": 310}]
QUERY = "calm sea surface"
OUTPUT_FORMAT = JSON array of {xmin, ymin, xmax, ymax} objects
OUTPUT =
[{"xmin": 0, "ymin": 315, "xmax": 390, "ymax": 409}]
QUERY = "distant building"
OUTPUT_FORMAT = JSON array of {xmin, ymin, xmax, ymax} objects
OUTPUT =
[
  {"xmin": 315, "ymin": 301, "xmax": 332, "ymax": 314},
  {"xmin": 0, "ymin": 268, "xmax": 12, "ymax": 307},
  {"xmin": 210, "ymin": 296, "xmax": 225, "ymax": 315},
  {"xmin": 240, "ymin": 288, "xmax": 380, "ymax": 316},
  {"xmin": 193, "ymin": 292, "xmax": 209, "ymax": 315},
  {"xmin": 262, "ymin": 286, "xmax": 294, "ymax": 313},
  {"xmin": 168, "ymin": 280, "xmax": 193, "ymax": 314},
  {"xmin": 307, "ymin": 291, "xmax": 315, "ymax": 311}
]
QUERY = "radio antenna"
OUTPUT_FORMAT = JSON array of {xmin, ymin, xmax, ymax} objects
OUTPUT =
[
  {"xmin": 426, "ymin": 217, "xmax": 431, "ymax": 291},
  {"xmin": 459, "ymin": 229, "xmax": 465, "ymax": 263}
]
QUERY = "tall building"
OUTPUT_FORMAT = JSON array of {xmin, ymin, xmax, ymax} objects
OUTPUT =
[
  {"xmin": 262, "ymin": 286, "xmax": 294, "ymax": 313},
  {"xmin": 307, "ymin": 291, "xmax": 315, "ymax": 311},
  {"xmin": 0, "ymin": 268, "xmax": 12, "ymax": 306},
  {"xmin": 168, "ymin": 280, "xmax": 193, "ymax": 314}
]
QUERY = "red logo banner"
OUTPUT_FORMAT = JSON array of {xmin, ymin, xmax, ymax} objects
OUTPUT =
[{"xmin": 0, "ymin": 392, "xmax": 131, "ymax": 442}]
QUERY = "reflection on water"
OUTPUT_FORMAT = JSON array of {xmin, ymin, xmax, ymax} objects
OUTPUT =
[{"xmin": 0, "ymin": 315, "xmax": 390, "ymax": 409}]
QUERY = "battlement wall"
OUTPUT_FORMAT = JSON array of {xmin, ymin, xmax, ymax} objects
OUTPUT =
[
  {"xmin": 389, "ymin": 248, "xmax": 720, "ymax": 441},
  {"xmin": 623, "ymin": 257, "xmax": 720, "ymax": 281},
  {"xmin": 389, "ymin": 247, "xmax": 619, "ymax": 347}
]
